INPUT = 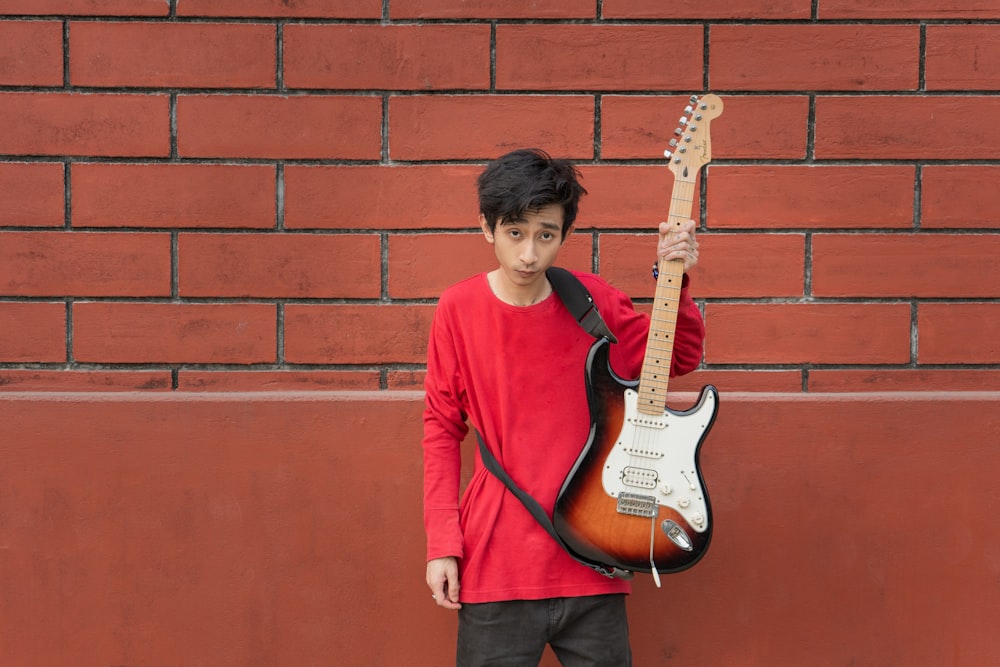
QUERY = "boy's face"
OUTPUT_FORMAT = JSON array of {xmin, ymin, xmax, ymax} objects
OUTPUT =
[{"xmin": 480, "ymin": 203, "xmax": 573, "ymax": 295}]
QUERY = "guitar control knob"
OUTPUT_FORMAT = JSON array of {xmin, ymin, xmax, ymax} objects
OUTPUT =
[
  {"xmin": 659, "ymin": 483, "xmax": 673, "ymax": 496},
  {"xmin": 691, "ymin": 512, "xmax": 705, "ymax": 526},
  {"xmin": 678, "ymin": 496, "xmax": 691, "ymax": 509}
]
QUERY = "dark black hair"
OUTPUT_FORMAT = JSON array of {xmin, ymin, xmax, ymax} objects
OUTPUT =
[{"xmin": 476, "ymin": 148, "xmax": 587, "ymax": 237}]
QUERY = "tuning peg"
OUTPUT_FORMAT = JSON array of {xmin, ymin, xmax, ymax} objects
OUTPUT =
[
  {"xmin": 684, "ymin": 105, "xmax": 694, "ymax": 115},
  {"xmin": 689, "ymin": 95, "xmax": 699, "ymax": 104},
  {"xmin": 674, "ymin": 127, "xmax": 683, "ymax": 136},
  {"xmin": 664, "ymin": 149, "xmax": 672, "ymax": 158},
  {"xmin": 678, "ymin": 117, "xmax": 688, "ymax": 126},
  {"xmin": 669, "ymin": 138, "xmax": 678, "ymax": 147}
]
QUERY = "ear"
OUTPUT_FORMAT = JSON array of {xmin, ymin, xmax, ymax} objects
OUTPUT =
[{"xmin": 479, "ymin": 214, "xmax": 494, "ymax": 243}]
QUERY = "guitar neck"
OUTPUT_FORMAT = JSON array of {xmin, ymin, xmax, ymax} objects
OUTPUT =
[{"xmin": 636, "ymin": 173, "xmax": 696, "ymax": 416}]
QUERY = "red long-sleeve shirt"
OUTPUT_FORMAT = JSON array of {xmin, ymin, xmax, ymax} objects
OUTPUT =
[{"xmin": 423, "ymin": 270, "xmax": 705, "ymax": 603}]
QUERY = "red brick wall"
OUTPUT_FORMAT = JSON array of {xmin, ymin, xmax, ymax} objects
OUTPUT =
[
  {"xmin": 2, "ymin": 1, "xmax": 997, "ymax": 392},
  {"xmin": 2, "ymin": 3, "xmax": 1000, "ymax": 666}
]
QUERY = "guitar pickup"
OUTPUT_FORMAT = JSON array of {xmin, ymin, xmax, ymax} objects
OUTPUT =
[
  {"xmin": 621, "ymin": 467, "xmax": 658, "ymax": 489},
  {"xmin": 619, "ymin": 445, "xmax": 664, "ymax": 459},
  {"xmin": 616, "ymin": 492, "xmax": 658, "ymax": 518},
  {"xmin": 627, "ymin": 413, "xmax": 668, "ymax": 429}
]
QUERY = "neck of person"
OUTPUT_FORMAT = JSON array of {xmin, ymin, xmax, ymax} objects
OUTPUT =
[{"xmin": 487, "ymin": 270, "xmax": 552, "ymax": 307}]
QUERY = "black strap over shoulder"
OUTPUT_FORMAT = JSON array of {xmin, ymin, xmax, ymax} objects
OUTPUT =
[{"xmin": 545, "ymin": 267, "xmax": 618, "ymax": 343}]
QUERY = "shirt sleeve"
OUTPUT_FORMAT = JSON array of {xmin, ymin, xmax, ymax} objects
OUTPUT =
[
  {"xmin": 421, "ymin": 302, "xmax": 468, "ymax": 562},
  {"xmin": 591, "ymin": 273, "xmax": 705, "ymax": 381}
]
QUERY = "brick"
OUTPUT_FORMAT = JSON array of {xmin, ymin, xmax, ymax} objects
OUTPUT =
[
  {"xmin": 820, "ymin": 0, "xmax": 1000, "ymax": 19},
  {"xmin": 284, "ymin": 165, "xmax": 480, "ymax": 230},
  {"xmin": 391, "ymin": 0, "xmax": 593, "ymax": 18},
  {"xmin": 812, "ymin": 234, "xmax": 1000, "ymax": 298},
  {"xmin": 705, "ymin": 303, "xmax": 911, "ymax": 364},
  {"xmin": 0, "ymin": 92, "xmax": 169, "ymax": 158},
  {"xmin": 176, "ymin": 0, "xmax": 381, "ymax": 18},
  {"xmin": 921, "ymin": 166, "xmax": 1000, "ymax": 229},
  {"xmin": 0, "ymin": 302, "xmax": 65, "ymax": 363},
  {"xmin": 600, "ymin": 95, "xmax": 809, "ymax": 160},
  {"xmin": 177, "ymin": 371, "xmax": 380, "ymax": 391},
  {"xmin": 809, "ymin": 369, "xmax": 1000, "ymax": 392},
  {"xmin": 0, "ymin": 21, "xmax": 62, "ymax": 86},
  {"xmin": 388, "ymin": 95, "xmax": 594, "ymax": 161},
  {"xmin": 668, "ymin": 369, "xmax": 803, "ymax": 393},
  {"xmin": 178, "ymin": 233, "xmax": 381, "ymax": 298},
  {"xmin": 73, "ymin": 303, "xmax": 277, "ymax": 364},
  {"xmin": 388, "ymin": 233, "xmax": 492, "ymax": 300},
  {"xmin": 387, "ymin": 232, "xmax": 592, "ymax": 299},
  {"xmin": 919, "ymin": 303, "xmax": 1000, "ymax": 364},
  {"xmin": 0, "ymin": 162, "xmax": 64, "ymax": 228},
  {"xmin": 601, "ymin": 231, "xmax": 803, "ymax": 298},
  {"xmin": 70, "ymin": 22, "xmax": 275, "ymax": 89},
  {"xmin": 0, "ymin": 231, "xmax": 170, "ymax": 297},
  {"xmin": 284, "ymin": 24, "xmax": 489, "ymax": 91},
  {"xmin": 711, "ymin": 25, "xmax": 918, "ymax": 91},
  {"xmin": 577, "ymin": 165, "xmax": 685, "ymax": 229},
  {"xmin": 816, "ymin": 96, "xmax": 1000, "ymax": 160},
  {"xmin": 708, "ymin": 166, "xmax": 915, "ymax": 229},
  {"xmin": 496, "ymin": 25, "xmax": 703, "ymax": 91},
  {"xmin": 284, "ymin": 304, "xmax": 435, "ymax": 364},
  {"xmin": 603, "ymin": 0, "xmax": 810, "ymax": 18},
  {"xmin": 0, "ymin": 370, "xmax": 171, "ymax": 391},
  {"xmin": 176, "ymin": 95, "xmax": 381, "ymax": 160},
  {"xmin": 0, "ymin": 0, "xmax": 167, "ymax": 15},
  {"xmin": 72, "ymin": 163, "xmax": 275, "ymax": 229},
  {"xmin": 926, "ymin": 25, "xmax": 1000, "ymax": 91}
]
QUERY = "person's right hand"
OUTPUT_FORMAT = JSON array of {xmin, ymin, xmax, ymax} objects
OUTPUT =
[{"xmin": 426, "ymin": 556, "xmax": 462, "ymax": 610}]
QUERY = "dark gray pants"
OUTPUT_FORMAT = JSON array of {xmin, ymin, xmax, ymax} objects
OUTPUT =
[{"xmin": 456, "ymin": 594, "xmax": 632, "ymax": 667}]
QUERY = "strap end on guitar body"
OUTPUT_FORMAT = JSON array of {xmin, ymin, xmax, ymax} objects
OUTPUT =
[
  {"xmin": 600, "ymin": 566, "xmax": 634, "ymax": 581},
  {"xmin": 579, "ymin": 307, "xmax": 618, "ymax": 343}
]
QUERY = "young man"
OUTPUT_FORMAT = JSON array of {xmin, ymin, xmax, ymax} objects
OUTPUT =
[{"xmin": 422, "ymin": 148, "xmax": 705, "ymax": 666}]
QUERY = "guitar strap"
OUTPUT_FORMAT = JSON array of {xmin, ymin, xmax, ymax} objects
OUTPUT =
[
  {"xmin": 545, "ymin": 266, "xmax": 618, "ymax": 343},
  {"xmin": 474, "ymin": 267, "xmax": 631, "ymax": 580}
]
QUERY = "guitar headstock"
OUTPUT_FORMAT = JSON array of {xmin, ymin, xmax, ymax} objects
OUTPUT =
[{"xmin": 664, "ymin": 94, "xmax": 724, "ymax": 181}]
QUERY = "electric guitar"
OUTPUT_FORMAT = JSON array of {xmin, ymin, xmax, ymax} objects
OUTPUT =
[{"xmin": 553, "ymin": 94, "xmax": 723, "ymax": 585}]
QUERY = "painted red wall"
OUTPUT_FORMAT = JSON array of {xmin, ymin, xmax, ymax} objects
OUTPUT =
[
  {"xmin": 2, "ymin": 2, "xmax": 999, "ymax": 665},
  {"xmin": 1, "ymin": 392, "xmax": 997, "ymax": 665}
]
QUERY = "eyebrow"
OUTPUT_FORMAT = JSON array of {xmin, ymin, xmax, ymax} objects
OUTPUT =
[{"xmin": 500, "ymin": 218, "xmax": 561, "ymax": 232}]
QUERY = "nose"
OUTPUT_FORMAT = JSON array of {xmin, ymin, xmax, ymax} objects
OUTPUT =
[{"xmin": 520, "ymin": 239, "xmax": 538, "ymax": 266}]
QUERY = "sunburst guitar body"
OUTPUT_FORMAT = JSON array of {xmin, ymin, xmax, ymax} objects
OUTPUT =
[{"xmin": 553, "ymin": 94, "xmax": 723, "ymax": 582}]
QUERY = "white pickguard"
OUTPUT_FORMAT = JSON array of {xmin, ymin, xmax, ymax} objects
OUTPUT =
[{"xmin": 601, "ymin": 388, "xmax": 716, "ymax": 533}]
